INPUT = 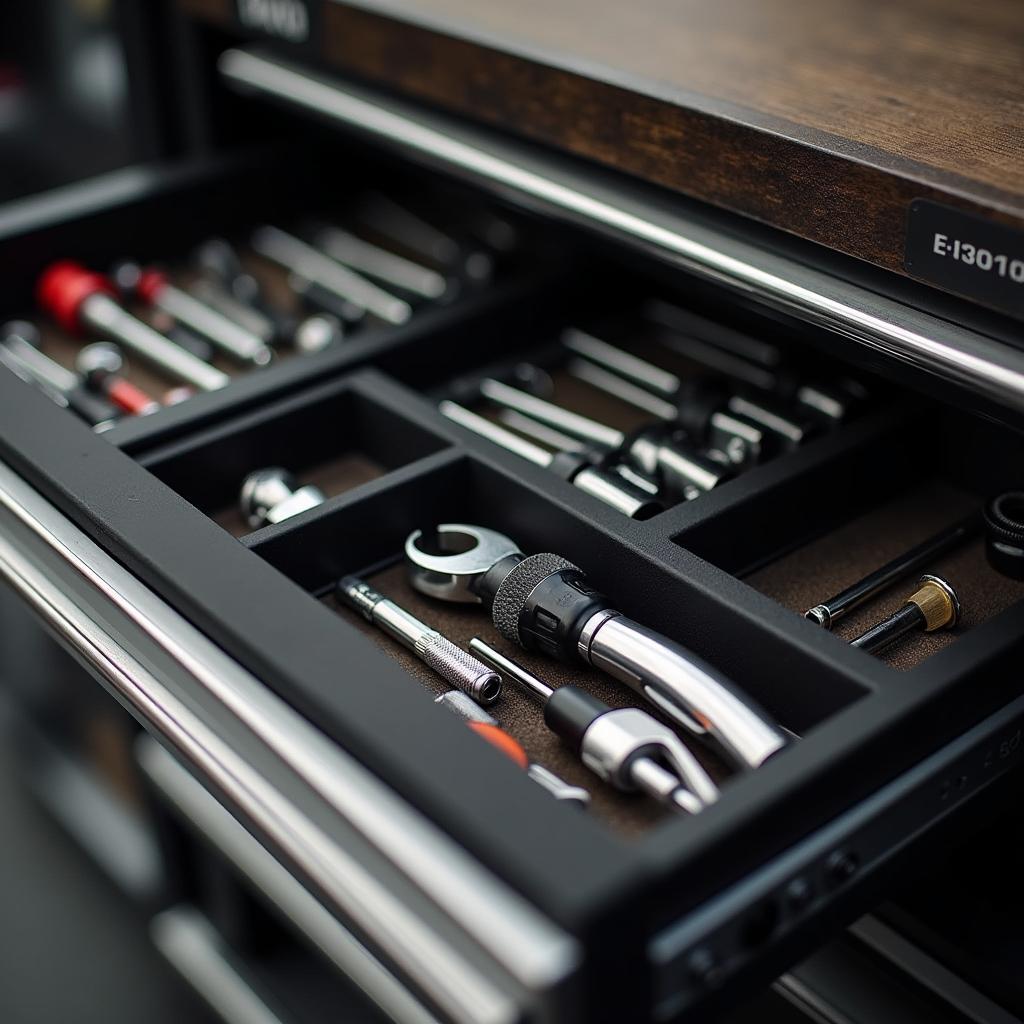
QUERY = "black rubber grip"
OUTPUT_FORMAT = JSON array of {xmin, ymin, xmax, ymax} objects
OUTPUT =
[
  {"xmin": 492, "ymin": 552, "xmax": 576, "ymax": 644},
  {"xmin": 545, "ymin": 686, "xmax": 609, "ymax": 753}
]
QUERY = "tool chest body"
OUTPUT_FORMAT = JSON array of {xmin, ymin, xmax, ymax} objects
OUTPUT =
[{"xmin": 2, "ymin": 4, "xmax": 1024, "ymax": 1023}]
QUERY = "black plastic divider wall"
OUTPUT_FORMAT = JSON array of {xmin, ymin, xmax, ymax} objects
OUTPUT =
[{"xmin": 136, "ymin": 370, "xmax": 452, "ymax": 516}]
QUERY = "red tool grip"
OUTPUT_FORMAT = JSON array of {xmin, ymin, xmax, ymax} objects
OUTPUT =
[
  {"xmin": 467, "ymin": 721, "xmax": 530, "ymax": 769},
  {"xmin": 106, "ymin": 378, "xmax": 158, "ymax": 416},
  {"xmin": 37, "ymin": 261, "xmax": 116, "ymax": 334},
  {"xmin": 134, "ymin": 268, "xmax": 168, "ymax": 306}
]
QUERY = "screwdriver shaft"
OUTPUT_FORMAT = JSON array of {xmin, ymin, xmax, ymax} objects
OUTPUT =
[
  {"xmin": 567, "ymin": 357, "xmax": 678, "ymax": 420},
  {"xmin": 480, "ymin": 378, "xmax": 625, "ymax": 449},
  {"xmin": 252, "ymin": 226, "xmax": 412, "ymax": 325},
  {"xmin": 562, "ymin": 328, "xmax": 680, "ymax": 395},
  {"xmin": 316, "ymin": 225, "xmax": 448, "ymax": 298},
  {"xmin": 154, "ymin": 282, "xmax": 272, "ymax": 366},
  {"xmin": 82, "ymin": 293, "xmax": 229, "ymax": 391},
  {"xmin": 440, "ymin": 401, "xmax": 551, "ymax": 466}
]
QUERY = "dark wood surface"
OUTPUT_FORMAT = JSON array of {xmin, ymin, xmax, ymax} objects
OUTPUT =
[{"xmin": 183, "ymin": 0, "xmax": 1024, "ymax": 284}]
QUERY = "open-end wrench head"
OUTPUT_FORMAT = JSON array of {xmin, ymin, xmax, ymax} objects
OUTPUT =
[{"xmin": 405, "ymin": 524, "xmax": 522, "ymax": 604}]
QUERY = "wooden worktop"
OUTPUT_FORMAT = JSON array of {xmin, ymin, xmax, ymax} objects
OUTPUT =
[{"xmin": 187, "ymin": 0, "xmax": 1024, "ymax": 295}]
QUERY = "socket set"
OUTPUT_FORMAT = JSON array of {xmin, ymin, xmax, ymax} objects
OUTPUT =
[
  {"xmin": 3, "ymin": 148, "xmax": 1024, "ymax": 1024},
  {"xmin": 433, "ymin": 299, "xmax": 873, "ymax": 519}
]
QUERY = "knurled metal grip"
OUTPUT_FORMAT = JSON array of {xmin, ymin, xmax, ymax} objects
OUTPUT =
[{"xmin": 416, "ymin": 632, "xmax": 503, "ymax": 706}]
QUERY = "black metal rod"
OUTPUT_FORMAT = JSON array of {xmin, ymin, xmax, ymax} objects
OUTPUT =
[
  {"xmin": 850, "ymin": 603, "xmax": 925, "ymax": 655},
  {"xmin": 805, "ymin": 515, "xmax": 977, "ymax": 629}
]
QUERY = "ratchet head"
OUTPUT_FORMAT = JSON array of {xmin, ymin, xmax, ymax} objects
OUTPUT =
[{"xmin": 405, "ymin": 524, "xmax": 522, "ymax": 604}]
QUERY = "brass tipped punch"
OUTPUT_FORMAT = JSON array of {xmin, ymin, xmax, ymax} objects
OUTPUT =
[{"xmin": 850, "ymin": 575, "xmax": 960, "ymax": 656}]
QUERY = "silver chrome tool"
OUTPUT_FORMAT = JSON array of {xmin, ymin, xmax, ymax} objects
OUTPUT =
[
  {"xmin": 805, "ymin": 517, "xmax": 977, "ymax": 629},
  {"xmin": 470, "ymin": 638, "xmax": 716, "ymax": 813},
  {"xmin": 37, "ymin": 262, "xmax": 229, "ymax": 392},
  {"xmin": 440, "ymin": 401, "xmax": 663, "ymax": 519},
  {"xmin": 115, "ymin": 262, "xmax": 273, "ymax": 367},
  {"xmin": 338, "ymin": 576, "xmax": 501, "ymax": 706},
  {"xmin": 1, "ymin": 322, "xmax": 120, "ymax": 428},
  {"xmin": 563, "ymin": 330, "xmax": 767, "ymax": 467},
  {"xmin": 645, "ymin": 298, "xmax": 861, "ymax": 425},
  {"xmin": 251, "ymin": 225, "xmax": 412, "ymax": 325},
  {"xmin": 405, "ymin": 524, "xmax": 786, "ymax": 769},
  {"xmin": 240, "ymin": 468, "xmax": 326, "ymax": 528},
  {"xmin": 314, "ymin": 224, "xmax": 449, "ymax": 299},
  {"xmin": 479, "ymin": 378, "xmax": 733, "ymax": 500}
]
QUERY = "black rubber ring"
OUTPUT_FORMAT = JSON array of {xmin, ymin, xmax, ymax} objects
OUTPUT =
[
  {"xmin": 983, "ymin": 492, "xmax": 1024, "ymax": 579},
  {"xmin": 984, "ymin": 492, "xmax": 1024, "ymax": 544}
]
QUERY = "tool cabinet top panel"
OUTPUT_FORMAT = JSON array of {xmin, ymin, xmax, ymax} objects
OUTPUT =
[{"xmin": 187, "ymin": 0, "xmax": 1024, "ymax": 281}]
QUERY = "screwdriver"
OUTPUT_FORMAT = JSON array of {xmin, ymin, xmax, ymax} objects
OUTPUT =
[
  {"xmin": 435, "ymin": 690, "xmax": 589, "ymax": 806},
  {"xmin": 469, "ymin": 639, "xmax": 718, "ymax": 814},
  {"xmin": 36, "ymin": 262, "xmax": 229, "ymax": 392},
  {"xmin": 440, "ymin": 401, "xmax": 663, "ymax": 519},
  {"xmin": 114, "ymin": 262, "xmax": 273, "ymax": 367},
  {"xmin": 479, "ymin": 378, "xmax": 733, "ymax": 500},
  {"xmin": 337, "ymin": 575, "xmax": 588, "ymax": 805},
  {"xmin": 0, "ymin": 321, "xmax": 119, "ymax": 428}
]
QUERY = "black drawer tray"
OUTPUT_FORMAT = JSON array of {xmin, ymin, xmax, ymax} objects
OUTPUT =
[{"xmin": 2, "ymin": 148, "xmax": 1023, "ymax": 1024}]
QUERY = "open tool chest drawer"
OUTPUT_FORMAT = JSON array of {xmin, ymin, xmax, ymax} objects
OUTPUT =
[{"xmin": 3, "ymin": 10, "xmax": 1024, "ymax": 1024}]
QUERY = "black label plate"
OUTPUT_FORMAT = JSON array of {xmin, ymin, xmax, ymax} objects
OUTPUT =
[
  {"xmin": 234, "ymin": 0, "xmax": 320, "ymax": 47},
  {"xmin": 905, "ymin": 200, "xmax": 1024, "ymax": 319}
]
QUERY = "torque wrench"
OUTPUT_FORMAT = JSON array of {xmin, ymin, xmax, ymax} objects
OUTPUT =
[
  {"xmin": 314, "ymin": 224, "xmax": 449, "ymax": 299},
  {"xmin": 115, "ymin": 263, "xmax": 273, "ymax": 367},
  {"xmin": 239, "ymin": 468, "xmax": 326, "ymax": 528},
  {"xmin": 479, "ymin": 378, "xmax": 733, "ymax": 500},
  {"xmin": 431, "ymin": 690, "xmax": 590, "ymax": 805},
  {"xmin": 440, "ymin": 401, "xmax": 663, "ymax": 519},
  {"xmin": 850, "ymin": 575, "xmax": 960, "ymax": 655},
  {"xmin": 251, "ymin": 226, "xmax": 412, "ymax": 325},
  {"xmin": 75, "ymin": 343, "xmax": 161, "ymax": 416},
  {"xmin": 805, "ymin": 516, "xmax": 977, "ymax": 629},
  {"xmin": 405, "ymin": 524, "xmax": 787, "ymax": 769},
  {"xmin": 1, "ymin": 321, "xmax": 119, "ymax": 428},
  {"xmin": 470, "ymin": 638, "xmax": 716, "ymax": 813},
  {"xmin": 37, "ymin": 262, "xmax": 229, "ymax": 392},
  {"xmin": 338, "ymin": 575, "xmax": 501, "ymax": 706}
]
